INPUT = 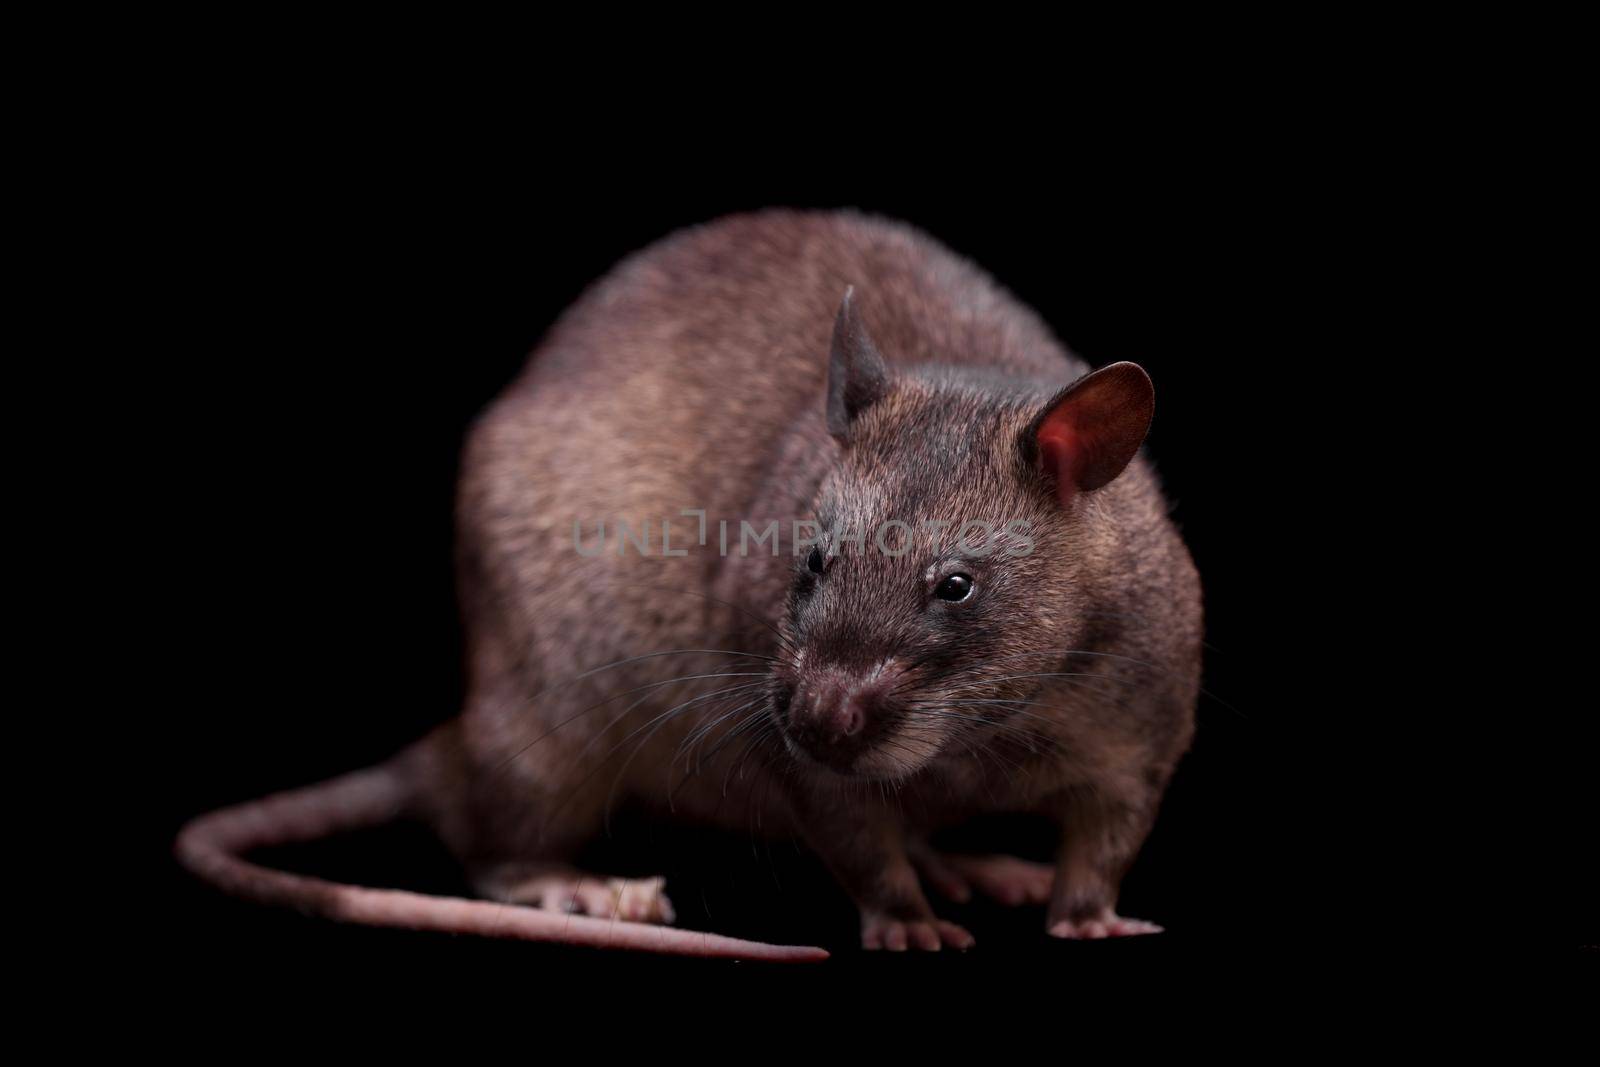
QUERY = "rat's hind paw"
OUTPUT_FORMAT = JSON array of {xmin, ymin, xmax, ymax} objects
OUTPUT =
[
  {"xmin": 860, "ymin": 911, "xmax": 975, "ymax": 952},
  {"xmin": 481, "ymin": 867, "xmax": 676, "ymax": 924},
  {"xmin": 911, "ymin": 848, "xmax": 1054, "ymax": 907},
  {"xmin": 1046, "ymin": 911, "xmax": 1162, "ymax": 939}
]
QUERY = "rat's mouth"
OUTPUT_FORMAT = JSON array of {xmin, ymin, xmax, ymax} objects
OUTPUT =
[
  {"xmin": 770, "ymin": 677, "xmax": 880, "ymax": 773},
  {"xmin": 768, "ymin": 661, "xmax": 951, "ymax": 782},
  {"xmin": 772, "ymin": 697, "xmax": 934, "ymax": 781},
  {"xmin": 778, "ymin": 725, "xmax": 870, "ymax": 775}
]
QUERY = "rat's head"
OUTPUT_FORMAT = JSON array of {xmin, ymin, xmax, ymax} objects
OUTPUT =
[{"xmin": 769, "ymin": 288, "xmax": 1154, "ymax": 780}]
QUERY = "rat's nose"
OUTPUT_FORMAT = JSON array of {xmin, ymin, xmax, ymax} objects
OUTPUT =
[
  {"xmin": 786, "ymin": 666, "xmax": 899, "ymax": 762},
  {"xmin": 804, "ymin": 678, "xmax": 870, "ymax": 740}
]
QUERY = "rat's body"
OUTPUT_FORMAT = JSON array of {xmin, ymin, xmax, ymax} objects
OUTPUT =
[{"xmin": 178, "ymin": 210, "xmax": 1201, "ymax": 959}]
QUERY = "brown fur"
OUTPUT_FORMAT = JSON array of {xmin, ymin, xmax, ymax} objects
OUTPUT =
[{"xmin": 177, "ymin": 209, "xmax": 1201, "ymax": 955}]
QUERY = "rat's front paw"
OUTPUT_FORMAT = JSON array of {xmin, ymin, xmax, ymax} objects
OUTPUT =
[
  {"xmin": 1046, "ymin": 910, "xmax": 1162, "ymax": 939},
  {"xmin": 861, "ymin": 911, "xmax": 975, "ymax": 952}
]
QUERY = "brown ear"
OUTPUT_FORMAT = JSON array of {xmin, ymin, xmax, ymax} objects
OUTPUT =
[
  {"xmin": 1026, "ymin": 362, "xmax": 1154, "ymax": 502},
  {"xmin": 826, "ymin": 286, "xmax": 890, "ymax": 441}
]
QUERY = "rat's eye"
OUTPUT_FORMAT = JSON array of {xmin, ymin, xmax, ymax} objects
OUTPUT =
[
  {"xmin": 934, "ymin": 573, "xmax": 974, "ymax": 602},
  {"xmin": 807, "ymin": 546, "xmax": 826, "ymax": 575}
]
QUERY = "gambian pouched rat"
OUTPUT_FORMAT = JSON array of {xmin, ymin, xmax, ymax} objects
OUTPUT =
[{"xmin": 176, "ymin": 209, "xmax": 1201, "ymax": 961}]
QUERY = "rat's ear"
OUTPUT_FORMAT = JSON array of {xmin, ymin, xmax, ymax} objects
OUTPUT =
[
  {"xmin": 1025, "ymin": 361, "xmax": 1154, "ymax": 503},
  {"xmin": 827, "ymin": 286, "xmax": 890, "ymax": 441}
]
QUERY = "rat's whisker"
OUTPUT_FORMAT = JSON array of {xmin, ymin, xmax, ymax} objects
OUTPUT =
[{"xmin": 494, "ymin": 669, "xmax": 769, "ymax": 774}]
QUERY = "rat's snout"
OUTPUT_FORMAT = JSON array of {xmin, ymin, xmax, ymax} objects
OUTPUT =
[
  {"xmin": 796, "ymin": 675, "xmax": 872, "ymax": 741},
  {"xmin": 782, "ymin": 662, "xmax": 903, "ymax": 768}
]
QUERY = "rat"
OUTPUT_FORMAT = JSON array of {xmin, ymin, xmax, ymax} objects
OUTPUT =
[{"xmin": 176, "ymin": 209, "xmax": 1201, "ymax": 960}]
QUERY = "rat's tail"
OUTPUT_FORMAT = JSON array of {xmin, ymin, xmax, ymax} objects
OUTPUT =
[{"xmin": 174, "ymin": 763, "xmax": 828, "ymax": 962}]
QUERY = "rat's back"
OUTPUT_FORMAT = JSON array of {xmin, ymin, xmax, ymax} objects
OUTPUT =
[{"xmin": 458, "ymin": 209, "xmax": 1085, "ymax": 656}]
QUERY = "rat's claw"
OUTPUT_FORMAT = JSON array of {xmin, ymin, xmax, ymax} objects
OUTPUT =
[
  {"xmin": 1047, "ymin": 911, "xmax": 1163, "ymax": 939},
  {"xmin": 609, "ymin": 875, "xmax": 675, "ymax": 923},
  {"xmin": 933, "ymin": 920, "xmax": 976, "ymax": 949}
]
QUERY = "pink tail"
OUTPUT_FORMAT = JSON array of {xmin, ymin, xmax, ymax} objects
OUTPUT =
[{"xmin": 174, "ymin": 766, "xmax": 828, "ymax": 962}]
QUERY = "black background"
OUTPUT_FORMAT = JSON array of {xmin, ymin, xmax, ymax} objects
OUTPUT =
[{"xmin": 145, "ymin": 129, "xmax": 1392, "ymax": 1001}]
